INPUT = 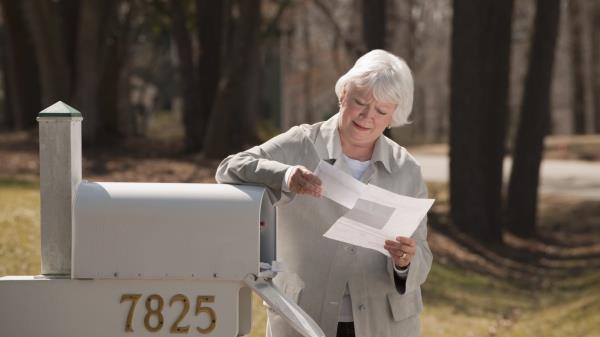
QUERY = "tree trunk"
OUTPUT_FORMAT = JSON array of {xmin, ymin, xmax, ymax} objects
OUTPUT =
[
  {"xmin": 169, "ymin": 0, "xmax": 227, "ymax": 152},
  {"xmin": 196, "ymin": 0, "xmax": 225, "ymax": 150},
  {"xmin": 592, "ymin": 2, "xmax": 600, "ymax": 133},
  {"xmin": 57, "ymin": 0, "xmax": 80, "ymax": 84},
  {"xmin": 569, "ymin": 0, "xmax": 587, "ymax": 134},
  {"xmin": 388, "ymin": 0, "xmax": 423, "ymax": 142},
  {"xmin": 362, "ymin": 0, "xmax": 385, "ymax": 51},
  {"xmin": 236, "ymin": 0, "xmax": 261, "ymax": 148},
  {"xmin": 0, "ymin": 25, "xmax": 11, "ymax": 129},
  {"xmin": 450, "ymin": 0, "xmax": 514, "ymax": 243},
  {"xmin": 169, "ymin": 0, "xmax": 201, "ymax": 152},
  {"xmin": 100, "ymin": 0, "xmax": 133, "ymax": 140},
  {"xmin": 204, "ymin": 0, "xmax": 261, "ymax": 159},
  {"xmin": 74, "ymin": 0, "xmax": 112, "ymax": 144},
  {"xmin": 0, "ymin": 0, "xmax": 41, "ymax": 129},
  {"xmin": 20, "ymin": 0, "xmax": 127, "ymax": 145},
  {"xmin": 361, "ymin": 0, "xmax": 390, "ymax": 137},
  {"xmin": 23, "ymin": 0, "xmax": 72, "ymax": 106},
  {"xmin": 506, "ymin": 0, "xmax": 561, "ymax": 238},
  {"xmin": 302, "ymin": 2, "xmax": 314, "ymax": 123}
]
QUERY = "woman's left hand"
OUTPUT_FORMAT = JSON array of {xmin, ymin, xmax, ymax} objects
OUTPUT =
[{"xmin": 384, "ymin": 236, "xmax": 416, "ymax": 268}]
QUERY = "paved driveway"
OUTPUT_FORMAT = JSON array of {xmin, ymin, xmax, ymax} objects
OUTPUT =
[{"xmin": 413, "ymin": 154, "xmax": 600, "ymax": 200}]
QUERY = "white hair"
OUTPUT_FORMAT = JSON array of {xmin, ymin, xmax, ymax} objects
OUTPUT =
[{"xmin": 335, "ymin": 49, "xmax": 414, "ymax": 127}]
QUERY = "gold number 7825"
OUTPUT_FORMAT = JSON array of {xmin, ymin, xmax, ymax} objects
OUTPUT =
[{"xmin": 120, "ymin": 294, "xmax": 217, "ymax": 334}]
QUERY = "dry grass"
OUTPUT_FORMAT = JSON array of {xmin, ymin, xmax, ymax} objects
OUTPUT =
[{"xmin": 0, "ymin": 180, "xmax": 40, "ymax": 276}]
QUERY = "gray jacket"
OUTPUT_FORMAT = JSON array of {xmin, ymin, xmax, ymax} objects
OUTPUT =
[{"xmin": 215, "ymin": 114, "xmax": 432, "ymax": 337}]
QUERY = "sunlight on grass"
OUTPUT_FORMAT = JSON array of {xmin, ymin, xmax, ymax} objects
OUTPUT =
[
  {"xmin": 421, "ymin": 262, "xmax": 531, "ymax": 337},
  {"xmin": 421, "ymin": 263, "xmax": 600, "ymax": 337},
  {"xmin": 0, "ymin": 180, "xmax": 40, "ymax": 276},
  {"xmin": 423, "ymin": 263, "xmax": 535, "ymax": 314},
  {"xmin": 508, "ymin": 292, "xmax": 600, "ymax": 337}
]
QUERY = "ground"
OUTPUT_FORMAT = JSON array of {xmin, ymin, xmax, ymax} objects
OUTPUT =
[
  {"xmin": 423, "ymin": 182, "xmax": 600, "ymax": 337},
  {"xmin": 1, "ymin": 130, "xmax": 599, "ymax": 337}
]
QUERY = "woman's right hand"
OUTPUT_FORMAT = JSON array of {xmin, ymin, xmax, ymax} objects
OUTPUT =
[{"xmin": 287, "ymin": 166, "xmax": 322, "ymax": 197}]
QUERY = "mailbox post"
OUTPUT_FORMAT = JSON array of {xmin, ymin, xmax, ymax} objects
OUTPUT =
[
  {"xmin": 37, "ymin": 101, "xmax": 82, "ymax": 276},
  {"xmin": 0, "ymin": 102, "xmax": 325, "ymax": 337}
]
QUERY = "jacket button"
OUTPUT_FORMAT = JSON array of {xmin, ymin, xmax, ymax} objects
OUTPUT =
[
  {"xmin": 346, "ymin": 246, "xmax": 356, "ymax": 254},
  {"xmin": 358, "ymin": 304, "xmax": 366, "ymax": 311}
]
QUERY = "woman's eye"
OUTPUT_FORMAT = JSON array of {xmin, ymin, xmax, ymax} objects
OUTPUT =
[
  {"xmin": 376, "ymin": 109, "xmax": 388, "ymax": 115},
  {"xmin": 354, "ymin": 99, "xmax": 366, "ymax": 106}
]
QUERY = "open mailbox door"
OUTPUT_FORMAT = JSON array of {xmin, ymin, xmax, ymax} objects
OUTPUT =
[{"xmin": 244, "ymin": 275, "xmax": 325, "ymax": 337}]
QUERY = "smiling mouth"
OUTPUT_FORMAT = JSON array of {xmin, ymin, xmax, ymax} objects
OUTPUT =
[{"xmin": 352, "ymin": 121, "xmax": 371, "ymax": 130}]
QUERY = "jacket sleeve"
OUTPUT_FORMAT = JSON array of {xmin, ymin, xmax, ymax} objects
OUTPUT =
[
  {"xmin": 215, "ymin": 126, "xmax": 306, "ymax": 204},
  {"xmin": 388, "ymin": 167, "xmax": 433, "ymax": 295}
]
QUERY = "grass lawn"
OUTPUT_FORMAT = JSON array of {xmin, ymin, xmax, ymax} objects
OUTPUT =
[
  {"xmin": 1, "ymin": 180, "xmax": 599, "ymax": 337},
  {"xmin": 0, "ymin": 179, "xmax": 40, "ymax": 276},
  {"xmin": 421, "ymin": 263, "xmax": 600, "ymax": 337}
]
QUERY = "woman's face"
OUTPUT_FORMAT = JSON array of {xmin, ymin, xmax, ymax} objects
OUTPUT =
[{"xmin": 338, "ymin": 85, "xmax": 396, "ymax": 147}]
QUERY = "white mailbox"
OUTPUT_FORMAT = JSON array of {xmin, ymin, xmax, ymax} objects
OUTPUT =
[
  {"xmin": 72, "ymin": 182, "xmax": 276, "ymax": 281},
  {"xmin": 0, "ymin": 102, "xmax": 324, "ymax": 337}
]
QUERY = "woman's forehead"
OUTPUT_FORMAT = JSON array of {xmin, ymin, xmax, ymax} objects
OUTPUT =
[
  {"xmin": 347, "ymin": 85, "xmax": 371, "ymax": 97},
  {"xmin": 347, "ymin": 86, "xmax": 397, "ymax": 108}
]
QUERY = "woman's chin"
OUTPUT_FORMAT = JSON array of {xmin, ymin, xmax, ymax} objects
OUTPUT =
[{"xmin": 347, "ymin": 131, "xmax": 377, "ymax": 144}]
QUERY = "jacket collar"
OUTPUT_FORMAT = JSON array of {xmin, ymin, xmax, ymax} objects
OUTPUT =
[{"xmin": 319, "ymin": 113, "xmax": 393, "ymax": 173}]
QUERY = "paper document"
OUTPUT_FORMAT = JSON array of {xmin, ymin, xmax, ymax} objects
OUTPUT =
[
  {"xmin": 315, "ymin": 161, "xmax": 434, "ymax": 257},
  {"xmin": 313, "ymin": 160, "xmax": 366, "ymax": 209}
]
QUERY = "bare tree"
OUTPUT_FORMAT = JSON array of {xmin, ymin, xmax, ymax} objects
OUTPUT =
[
  {"xmin": 450, "ymin": 0, "xmax": 514, "ymax": 243},
  {"xmin": 169, "ymin": 0, "xmax": 201, "ymax": 151},
  {"xmin": 506, "ymin": 0, "xmax": 561, "ymax": 238},
  {"xmin": 313, "ymin": 0, "xmax": 364, "ymax": 58},
  {"xmin": 169, "ymin": 0, "xmax": 230, "ymax": 152},
  {"xmin": 302, "ymin": 2, "xmax": 315, "ymax": 123},
  {"xmin": 74, "ymin": 0, "xmax": 117, "ymax": 142},
  {"xmin": 100, "ymin": 1, "xmax": 137, "ymax": 138},
  {"xmin": 196, "ymin": 0, "xmax": 225, "ymax": 149},
  {"xmin": 361, "ymin": 0, "xmax": 390, "ymax": 137},
  {"xmin": 22, "ymin": 0, "xmax": 132, "ymax": 144},
  {"xmin": 592, "ymin": 1, "xmax": 600, "ymax": 133},
  {"xmin": 23, "ymin": 1, "xmax": 72, "ymax": 107},
  {"xmin": 0, "ymin": 0, "xmax": 41, "ymax": 129},
  {"xmin": 569, "ymin": 0, "xmax": 587, "ymax": 134},
  {"xmin": 168, "ymin": 0, "xmax": 225, "ymax": 152},
  {"xmin": 204, "ymin": 0, "xmax": 262, "ymax": 159},
  {"xmin": 362, "ymin": 0, "xmax": 385, "ymax": 51}
]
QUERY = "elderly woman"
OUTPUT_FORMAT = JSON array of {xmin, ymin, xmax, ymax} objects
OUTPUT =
[{"xmin": 216, "ymin": 49, "xmax": 431, "ymax": 337}]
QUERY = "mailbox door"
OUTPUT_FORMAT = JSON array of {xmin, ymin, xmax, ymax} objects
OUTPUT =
[{"xmin": 244, "ymin": 275, "xmax": 325, "ymax": 337}]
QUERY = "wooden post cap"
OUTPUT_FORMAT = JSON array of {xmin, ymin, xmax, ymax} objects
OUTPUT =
[{"xmin": 37, "ymin": 101, "xmax": 82, "ymax": 118}]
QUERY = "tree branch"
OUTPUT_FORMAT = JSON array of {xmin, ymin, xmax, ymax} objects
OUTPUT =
[{"xmin": 312, "ymin": 0, "xmax": 364, "ymax": 57}]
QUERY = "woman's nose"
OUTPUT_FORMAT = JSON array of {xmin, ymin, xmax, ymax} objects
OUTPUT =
[{"xmin": 359, "ymin": 105, "xmax": 375, "ymax": 118}]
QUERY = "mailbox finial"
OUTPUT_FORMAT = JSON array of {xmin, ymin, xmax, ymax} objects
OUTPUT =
[{"xmin": 37, "ymin": 101, "xmax": 82, "ymax": 118}]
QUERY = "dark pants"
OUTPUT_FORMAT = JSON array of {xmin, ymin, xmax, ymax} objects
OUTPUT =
[{"xmin": 336, "ymin": 322, "xmax": 355, "ymax": 337}]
